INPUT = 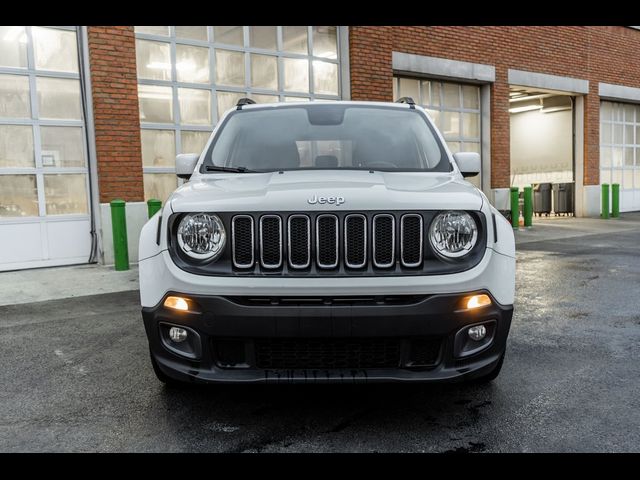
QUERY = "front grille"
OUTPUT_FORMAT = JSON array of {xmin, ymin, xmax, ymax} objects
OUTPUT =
[
  {"xmin": 316, "ymin": 214, "xmax": 338, "ymax": 268},
  {"xmin": 288, "ymin": 215, "xmax": 310, "ymax": 268},
  {"xmin": 231, "ymin": 215, "xmax": 254, "ymax": 268},
  {"xmin": 259, "ymin": 215, "xmax": 282, "ymax": 268},
  {"xmin": 401, "ymin": 214, "xmax": 423, "ymax": 267},
  {"xmin": 344, "ymin": 214, "xmax": 366, "ymax": 268},
  {"xmin": 231, "ymin": 211, "xmax": 437, "ymax": 273},
  {"xmin": 373, "ymin": 214, "xmax": 395, "ymax": 268},
  {"xmin": 254, "ymin": 338, "xmax": 402, "ymax": 369}
]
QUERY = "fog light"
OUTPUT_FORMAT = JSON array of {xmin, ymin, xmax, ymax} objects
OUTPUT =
[
  {"xmin": 468, "ymin": 325, "xmax": 487, "ymax": 341},
  {"xmin": 169, "ymin": 327, "xmax": 188, "ymax": 343},
  {"xmin": 164, "ymin": 296, "xmax": 189, "ymax": 311},
  {"xmin": 465, "ymin": 294, "xmax": 491, "ymax": 310}
]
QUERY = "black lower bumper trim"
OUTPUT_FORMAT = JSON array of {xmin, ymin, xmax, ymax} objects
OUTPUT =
[{"xmin": 142, "ymin": 291, "xmax": 513, "ymax": 384}]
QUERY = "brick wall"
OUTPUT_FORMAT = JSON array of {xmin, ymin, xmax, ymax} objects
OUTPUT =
[
  {"xmin": 349, "ymin": 26, "xmax": 640, "ymax": 188},
  {"xmin": 87, "ymin": 26, "xmax": 144, "ymax": 203}
]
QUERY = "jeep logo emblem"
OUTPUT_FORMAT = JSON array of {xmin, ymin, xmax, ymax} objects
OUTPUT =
[{"xmin": 308, "ymin": 194, "xmax": 345, "ymax": 206}]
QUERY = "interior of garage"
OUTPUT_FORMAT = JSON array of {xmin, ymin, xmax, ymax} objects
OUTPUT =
[{"xmin": 509, "ymin": 86, "xmax": 575, "ymax": 216}]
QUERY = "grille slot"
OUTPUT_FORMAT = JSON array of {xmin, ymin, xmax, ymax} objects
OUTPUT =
[
  {"xmin": 288, "ymin": 215, "xmax": 311, "ymax": 269},
  {"xmin": 259, "ymin": 215, "xmax": 283, "ymax": 268},
  {"xmin": 231, "ymin": 215, "xmax": 254, "ymax": 268},
  {"xmin": 344, "ymin": 214, "xmax": 367, "ymax": 268},
  {"xmin": 316, "ymin": 214, "xmax": 339, "ymax": 269},
  {"xmin": 400, "ymin": 214, "xmax": 423, "ymax": 267},
  {"xmin": 373, "ymin": 214, "xmax": 395, "ymax": 268},
  {"xmin": 255, "ymin": 338, "xmax": 402, "ymax": 369}
]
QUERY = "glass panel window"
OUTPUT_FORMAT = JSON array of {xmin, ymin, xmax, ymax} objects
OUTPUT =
[
  {"xmin": 36, "ymin": 77, "xmax": 81, "ymax": 120},
  {"xmin": 249, "ymin": 26, "xmax": 277, "ymax": 50},
  {"xmin": 178, "ymin": 87, "xmax": 211, "ymax": 125},
  {"xmin": 144, "ymin": 173, "xmax": 178, "ymax": 202},
  {"xmin": 624, "ymin": 147, "xmax": 634, "ymax": 166},
  {"xmin": 313, "ymin": 26, "xmax": 337, "ymax": 59},
  {"xmin": 601, "ymin": 122, "xmax": 612, "ymax": 144},
  {"xmin": 0, "ymin": 175, "xmax": 38, "ymax": 217},
  {"xmin": 43, "ymin": 174, "xmax": 88, "ymax": 215},
  {"xmin": 250, "ymin": 93, "xmax": 279, "ymax": 104},
  {"xmin": 175, "ymin": 26, "xmax": 207, "ymax": 41},
  {"xmin": 0, "ymin": 74, "xmax": 30, "ymax": 118},
  {"xmin": 0, "ymin": 125, "xmax": 33, "ymax": 168},
  {"xmin": 136, "ymin": 39, "xmax": 171, "ymax": 81},
  {"xmin": 141, "ymin": 129, "xmax": 175, "ymax": 167},
  {"xmin": 40, "ymin": 127, "xmax": 85, "ymax": 168},
  {"xmin": 215, "ymin": 50, "xmax": 245, "ymax": 87},
  {"xmin": 600, "ymin": 168, "xmax": 611, "ymax": 185},
  {"xmin": 600, "ymin": 146, "xmax": 612, "ymax": 167},
  {"xmin": 250, "ymin": 54, "xmax": 277, "ymax": 90},
  {"xmin": 181, "ymin": 130, "xmax": 210, "ymax": 155},
  {"xmin": 0, "ymin": 26, "xmax": 28, "ymax": 68},
  {"xmin": 600, "ymin": 102, "xmax": 613, "ymax": 122},
  {"xmin": 398, "ymin": 78, "xmax": 419, "ymax": 102},
  {"xmin": 284, "ymin": 96, "xmax": 310, "ymax": 102},
  {"xmin": 32, "ymin": 27, "xmax": 78, "ymax": 73},
  {"xmin": 216, "ymin": 91, "xmax": 244, "ymax": 118},
  {"xmin": 443, "ymin": 83, "xmax": 461, "ymax": 109},
  {"xmin": 462, "ymin": 112, "xmax": 480, "ymax": 139},
  {"xmin": 176, "ymin": 44, "xmax": 209, "ymax": 84},
  {"xmin": 214, "ymin": 26, "xmax": 244, "ymax": 46},
  {"xmin": 441, "ymin": 111, "xmax": 460, "ymax": 140},
  {"xmin": 312, "ymin": 61, "xmax": 338, "ymax": 96},
  {"xmin": 613, "ymin": 123, "xmax": 623, "ymax": 144},
  {"xmin": 138, "ymin": 84, "xmax": 173, "ymax": 123},
  {"xmin": 135, "ymin": 26, "xmax": 169, "ymax": 36},
  {"xmin": 283, "ymin": 26, "xmax": 308, "ymax": 54},
  {"xmin": 462, "ymin": 85, "xmax": 480, "ymax": 109},
  {"xmin": 283, "ymin": 58, "xmax": 309, "ymax": 93}
]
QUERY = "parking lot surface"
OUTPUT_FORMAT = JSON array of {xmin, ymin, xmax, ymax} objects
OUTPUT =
[{"xmin": 1, "ymin": 215, "xmax": 639, "ymax": 452}]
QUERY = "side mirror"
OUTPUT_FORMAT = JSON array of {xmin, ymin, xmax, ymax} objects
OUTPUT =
[
  {"xmin": 453, "ymin": 152, "xmax": 481, "ymax": 178},
  {"xmin": 176, "ymin": 153, "xmax": 200, "ymax": 180}
]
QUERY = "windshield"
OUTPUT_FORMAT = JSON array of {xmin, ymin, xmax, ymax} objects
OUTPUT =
[{"xmin": 201, "ymin": 105, "xmax": 451, "ymax": 173}]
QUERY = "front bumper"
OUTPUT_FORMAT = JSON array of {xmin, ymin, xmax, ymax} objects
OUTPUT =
[{"xmin": 143, "ymin": 291, "xmax": 513, "ymax": 384}]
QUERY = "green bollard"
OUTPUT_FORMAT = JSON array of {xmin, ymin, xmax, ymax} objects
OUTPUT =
[
  {"xmin": 523, "ymin": 186, "xmax": 533, "ymax": 227},
  {"xmin": 611, "ymin": 183, "xmax": 620, "ymax": 218},
  {"xmin": 110, "ymin": 199, "xmax": 129, "ymax": 271},
  {"xmin": 601, "ymin": 184, "xmax": 610, "ymax": 219},
  {"xmin": 510, "ymin": 187, "xmax": 519, "ymax": 229},
  {"xmin": 147, "ymin": 198, "xmax": 162, "ymax": 218}
]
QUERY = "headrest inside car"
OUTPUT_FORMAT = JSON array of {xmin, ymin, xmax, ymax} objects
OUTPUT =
[{"xmin": 315, "ymin": 155, "xmax": 339, "ymax": 168}]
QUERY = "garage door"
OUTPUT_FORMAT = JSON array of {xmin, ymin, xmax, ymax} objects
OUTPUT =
[
  {"xmin": 600, "ymin": 101, "xmax": 640, "ymax": 212},
  {"xmin": 0, "ymin": 27, "xmax": 93, "ymax": 271},
  {"xmin": 393, "ymin": 76, "xmax": 482, "ymax": 188}
]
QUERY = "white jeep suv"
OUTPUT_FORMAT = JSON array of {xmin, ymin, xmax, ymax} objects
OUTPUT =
[{"xmin": 138, "ymin": 98, "xmax": 516, "ymax": 385}]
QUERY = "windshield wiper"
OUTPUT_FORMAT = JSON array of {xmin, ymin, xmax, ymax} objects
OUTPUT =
[{"xmin": 204, "ymin": 165, "xmax": 257, "ymax": 173}]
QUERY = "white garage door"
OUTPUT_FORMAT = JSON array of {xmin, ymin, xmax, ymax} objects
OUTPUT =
[
  {"xmin": 0, "ymin": 27, "xmax": 93, "ymax": 271},
  {"xmin": 600, "ymin": 101, "xmax": 640, "ymax": 212},
  {"xmin": 393, "ymin": 76, "xmax": 482, "ymax": 189}
]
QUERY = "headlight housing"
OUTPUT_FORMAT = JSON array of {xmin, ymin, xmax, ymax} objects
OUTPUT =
[
  {"xmin": 429, "ymin": 211, "xmax": 478, "ymax": 259},
  {"xmin": 177, "ymin": 213, "xmax": 226, "ymax": 261}
]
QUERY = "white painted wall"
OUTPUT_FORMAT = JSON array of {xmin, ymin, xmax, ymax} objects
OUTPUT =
[
  {"xmin": 510, "ymin": 108, "xmax": 573, "ymax": 187},
  {"xmin": 99, "ymin": 202, "xmax": 151, "ymax": 266}
]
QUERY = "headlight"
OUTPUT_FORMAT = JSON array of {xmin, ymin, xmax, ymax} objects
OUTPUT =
[
  {"xmin": 177, "ymin": 213, "xmax": 226, "ymax": 261},
  {"xmin": 429, "ymin": 211, "xmax": 478, "ymax": 259}
]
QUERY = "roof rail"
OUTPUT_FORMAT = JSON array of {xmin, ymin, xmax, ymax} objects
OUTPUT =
[
  {"xmin": 236, "ymin": 97, "xmax": 256, "ymax": 110},
  {"xmin": 395, "ymin": 97, "xmax": 416, "ymax": 109}
]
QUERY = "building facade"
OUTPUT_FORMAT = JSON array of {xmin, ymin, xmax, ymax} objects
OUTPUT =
[{"xmin": 1, "ymin": 25, "xmax": 640, "ymax": 271}]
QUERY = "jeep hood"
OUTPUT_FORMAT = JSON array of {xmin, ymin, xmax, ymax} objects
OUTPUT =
[{"xmin": 169, "ymin": 170, "xmax": 483, "ymax": 213}]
